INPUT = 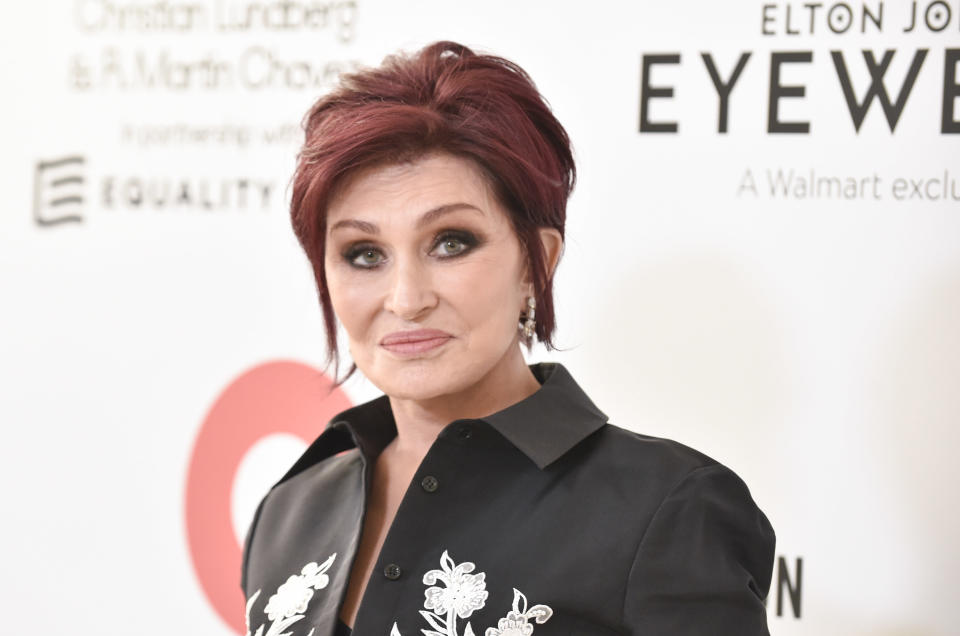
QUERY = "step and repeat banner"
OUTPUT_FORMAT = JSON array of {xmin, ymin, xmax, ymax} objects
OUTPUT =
[{"xmin": 1, "ymin": 1, "xmax": 957, "ymax": 634}]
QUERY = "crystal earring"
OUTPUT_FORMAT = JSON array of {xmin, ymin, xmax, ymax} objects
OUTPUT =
[{"xmin": 518, "ymin": 296, "xmax": 536, "ymax": 339}]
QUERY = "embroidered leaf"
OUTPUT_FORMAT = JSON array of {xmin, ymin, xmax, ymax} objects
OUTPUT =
[
  {"xmin": 245, "ymin": 589, "xmax": 262, "ymax": 634},
  {"xmin": 511, "ymin": 588, "xmax": 528, "ymax": 615},
  {"xmin": 266, "ymin": 614, "xmax": 304, "ymax": 636},
  {"xmin": 527, "ymin": 605, "xmax": 553, "ymax": 624},
  {"xmin": 420, "ymin": 631, "xmax": 444, "ymax": 636},
  {"xmin": 317, "ymin": 552, "xmax": 337, "ymax": 574},
  {"xmin": 464, "ymin": 623, "xmax": 477, "ymax": 636},
  {"xmin": 419, "ymin": 610, "xmax": 447, "ymax": 633},
  {"xmin": 440, "ymin": 550, "xmax": 455, "ymax": 573},
  {"xmin": 254, "ymin": 627, "xmax": 264, "ymax": 636},
  {"xmin": 390, "ymin": 624, "xmax": 402, "ymax": 636}
]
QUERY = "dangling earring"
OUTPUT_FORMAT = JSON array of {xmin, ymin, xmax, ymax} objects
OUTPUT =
[{"xmin": 518, "ymin": 296, "xmax": 536, "ymax": 340}]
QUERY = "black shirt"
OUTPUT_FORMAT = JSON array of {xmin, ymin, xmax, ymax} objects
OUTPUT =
[{"xmin": 242, "ymin": 362, "xmax": 775, "ymax": 636}]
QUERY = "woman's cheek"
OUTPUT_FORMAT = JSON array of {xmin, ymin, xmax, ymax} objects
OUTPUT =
[
  {"xmin": 327, "ymin": 272, "xmax": 365, "ymax": 335},
  {"xmin": 457, "ymin": 268, "xmax": 518, "ymax": 337},
  {"xmin": 436, "ymin": 264, "xmax": 488, "ymax": 317}
]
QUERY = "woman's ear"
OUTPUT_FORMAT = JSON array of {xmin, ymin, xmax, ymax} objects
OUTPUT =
[
  {"xmin": 538, "ymin": 227, "xmax": 564, "ymax": 279},
  {"xmin": 520, "ymin": 228, "xmax": 564, "ymax": 292}
]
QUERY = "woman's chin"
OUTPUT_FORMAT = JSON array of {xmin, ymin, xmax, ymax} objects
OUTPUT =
[{"xmin": 362, "ymin": 357, "xmax": 473, "ymax": 403}]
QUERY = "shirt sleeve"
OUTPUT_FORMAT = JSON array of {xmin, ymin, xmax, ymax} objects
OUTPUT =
[{"xmin": 622, "ymin": 463, "xmax": 776, "ymax": 635}]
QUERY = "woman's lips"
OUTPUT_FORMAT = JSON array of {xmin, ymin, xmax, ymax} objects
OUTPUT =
[{"xmin": 380, "ymin": 329, "xmax": 453, "ymax": 355}]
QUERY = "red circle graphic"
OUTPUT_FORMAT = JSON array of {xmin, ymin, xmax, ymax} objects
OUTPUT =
[{"xmin": 184, "ymin": 360, "xmax": 353, "ymax": 634}]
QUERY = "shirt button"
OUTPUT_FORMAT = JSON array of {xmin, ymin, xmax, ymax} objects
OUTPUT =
[
  {"xmin": 420, "ymin": 475, "xmax": 439, "ymax": 493},
  {"xmin": 458, "ymin": 425, "xmax": 473, "ymax": 439},
  {"xmin": 383, "ymin": 563, "xmax": 402, "ymax": 580}
]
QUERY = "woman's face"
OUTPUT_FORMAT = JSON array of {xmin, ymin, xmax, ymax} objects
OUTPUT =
[{"xmin": 324, "ymin": 153, "xmax": 531, "ymax": 401}]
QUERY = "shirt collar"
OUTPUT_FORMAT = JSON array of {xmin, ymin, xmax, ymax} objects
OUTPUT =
[
  {"xmin": 482, "ymin": 362, "xmax": 609, "ymax": 469},
  {"xmin": 276, "ymin": 362, "xmax": 608, "ymax": 485}
]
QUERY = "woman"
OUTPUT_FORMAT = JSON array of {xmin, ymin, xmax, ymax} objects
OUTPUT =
[{"xmin": 242, "ymin": 41, "xmax": 775, "ymax": 636}]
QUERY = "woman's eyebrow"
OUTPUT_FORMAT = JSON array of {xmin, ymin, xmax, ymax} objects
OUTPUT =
[
  {"xmin": 415, "ymin": 203, "xmax": 484, "ymax": 228},
  {"xmin": 329, "ymin": 203, "xmax": 484, "ymax": 234},
  {"xmin": 329, "ymin": 218, "xmax": 378, "ymax": 233}
]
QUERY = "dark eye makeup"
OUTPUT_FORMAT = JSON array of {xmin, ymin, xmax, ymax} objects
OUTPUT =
[
  {"xmin": 343, "ymin": 243, "xmax": 385, "ymax": 268},
  {"xmin": 430, "ymin": 229, "xmax": 481, "ymax": 257},
  {"xmin": 341, "ymin": 228, "xmax": 484, "ymax": 270}
]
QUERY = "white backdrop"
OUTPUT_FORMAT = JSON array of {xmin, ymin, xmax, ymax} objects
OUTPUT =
[{"xmin": 2, "ymin": 1, "xmax": 958, "ymax": 634}]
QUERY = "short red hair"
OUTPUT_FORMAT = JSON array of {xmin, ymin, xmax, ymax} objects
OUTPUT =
[{"xmin": 290, "ymin": 41, "xmax": 575, "ymax": 375}]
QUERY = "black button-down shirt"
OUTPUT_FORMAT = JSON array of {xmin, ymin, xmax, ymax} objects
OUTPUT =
[{"xmin": 242, "ymin": 363, "xmax": 775, "ymax": 636}]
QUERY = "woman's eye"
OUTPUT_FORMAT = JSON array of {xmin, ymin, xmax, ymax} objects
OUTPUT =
[
  {"xmin": 347, "ymin": 247, "xmax": 385, "ymax": 268},
  {"xmin": 431, "ymin": 231, "xmax": 477, "ymax": 258},
  {"xmin": 436, "ymin": 238, "xmax": 466, "ymax": 256}
]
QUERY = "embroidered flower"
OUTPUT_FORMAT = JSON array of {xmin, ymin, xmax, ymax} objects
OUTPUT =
[
  {"xmin": 246, "ymin": 553, "xmax": 337, "ymax": 636},
  {"xmin": 300, "ymin": 561, "xmax": 333, "ymax": 590},
  {"xmin": 484, "ymin": 589, "xmax": 552, "ymax": 636},
  {"xmin": 423, "ymin": 550, "xmax": 489, "ymax": 619},
  {"xmin": 485, "ymin": 612, "xmax": 534, "ymax": 636},
  {"xmin": 265, "ymin": 573, "xmax": 315, "ymax": 621},
  {"xmin": 391, "ymin": 552, "xmax": 551, "ymax": 636}
]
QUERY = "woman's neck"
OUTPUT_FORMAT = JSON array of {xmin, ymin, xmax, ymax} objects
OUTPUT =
[{"xmin": 385, "ymin": 347, "xmax": 541, "ymax": 458}]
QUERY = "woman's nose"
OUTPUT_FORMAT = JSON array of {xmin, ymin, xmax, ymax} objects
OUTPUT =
[{"xmin": 383, "ymin": 257, "xmax": 438, "ymax": 320}]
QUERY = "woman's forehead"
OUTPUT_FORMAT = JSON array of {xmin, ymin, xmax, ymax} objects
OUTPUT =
[{"xmin": 326, "ymin": 153, "xmax": 505, "ymax": 226}]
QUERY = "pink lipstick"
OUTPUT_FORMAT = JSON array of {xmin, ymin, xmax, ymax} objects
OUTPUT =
[{"xmin": 380, "ymin": 329, "xmax": 453, "ymax": 355}]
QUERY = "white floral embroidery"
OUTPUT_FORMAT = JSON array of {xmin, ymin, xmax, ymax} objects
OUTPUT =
[
  {"xmin": 484, "ymin": 589, "xmax": 553, "ymax": 636},
  {"xmin": 390, "ymin": 551, "xmax": 552, "ymax": 636},
  {"xmin": 424, "ymin": 550, "xmax": 489, "ymax": 619},
  {"xmin": 246, "ymin": 553, "xmax": 336, "ymax": 636}
]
